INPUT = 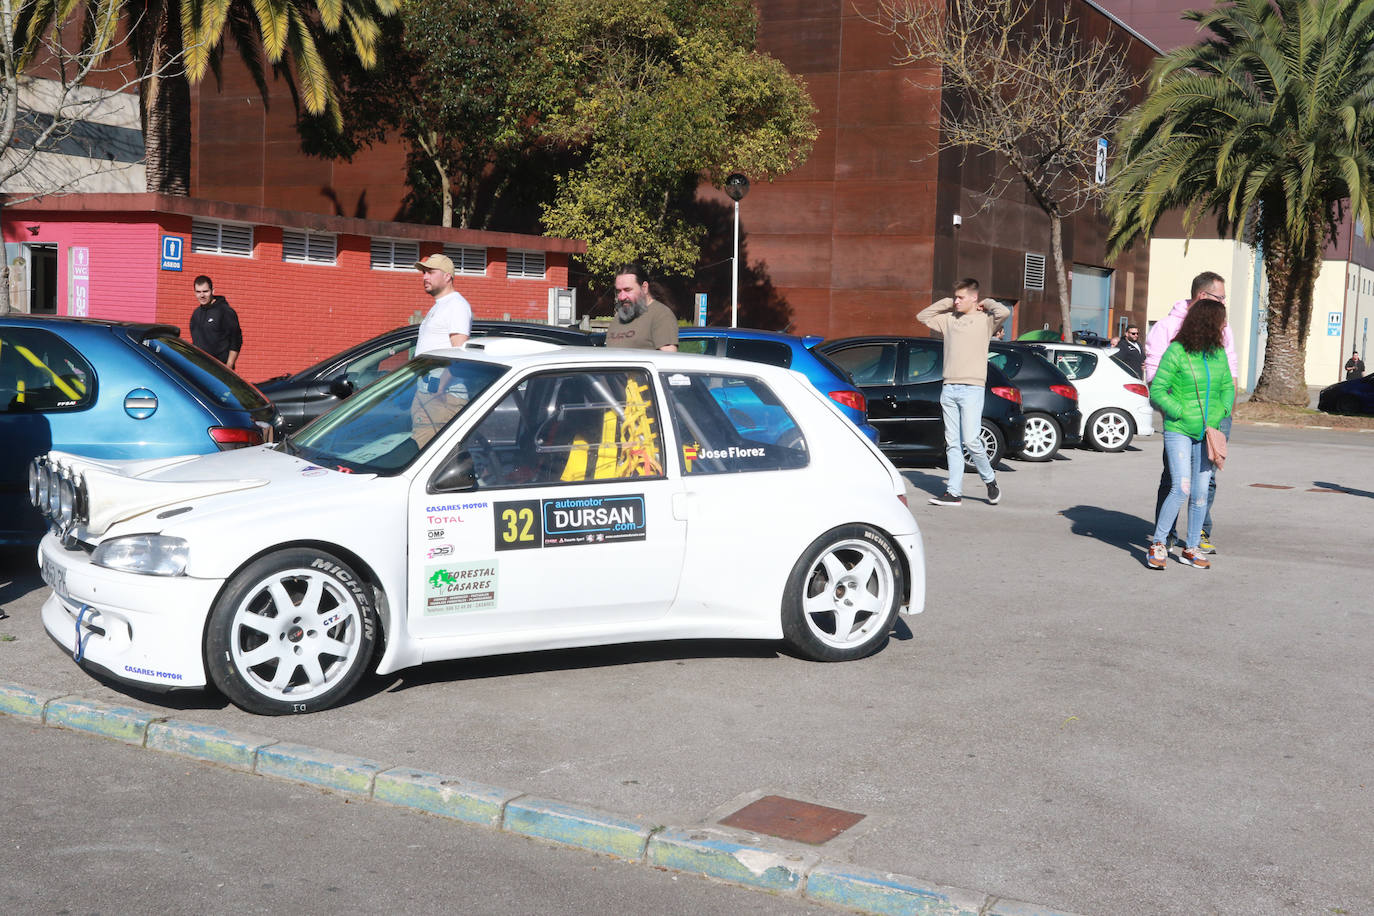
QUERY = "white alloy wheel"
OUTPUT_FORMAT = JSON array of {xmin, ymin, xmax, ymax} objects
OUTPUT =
[
  {"xmin": 782, "ymin": 524, "xmax": 903, "ymax": 662},
  {"xmin": 1087, "ymin": 408, "xmax": 1133, "ymax": 452},
  {"xmin": 206, "ymin": 550, "xmax": 377, "ymax": 715},
  {"xmin": 1018, "ymin": 413, "xmax": 1061, "ymax": 461}
]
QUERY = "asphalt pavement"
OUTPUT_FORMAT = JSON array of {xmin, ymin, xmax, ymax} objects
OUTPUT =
[
  {"xmin": 0, "ymin": 715, "xmax": 831, "ymax": 915},
  {"xmin": 2, "ymin": 420, "xmax": 1371, "ymax": 915}
]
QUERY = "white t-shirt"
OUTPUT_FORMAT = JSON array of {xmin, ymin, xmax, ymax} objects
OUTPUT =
[{"xmin": 416, "ymin": 290, "xmax": 474, "ymax": 354}]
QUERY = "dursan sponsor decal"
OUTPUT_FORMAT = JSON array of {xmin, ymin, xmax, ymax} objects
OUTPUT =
[
  {"xmin": 493, "ymin": 495, "xmax": 647, "ymax": 550},
  {"xmin": 424, "ymin": 560, "xmax": 498, "ymax": 614}
]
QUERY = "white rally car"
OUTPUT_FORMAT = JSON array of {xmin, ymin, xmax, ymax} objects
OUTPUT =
[{"xmin": 32, "ymin": 341, "xmax": 925, "ymax": 715}]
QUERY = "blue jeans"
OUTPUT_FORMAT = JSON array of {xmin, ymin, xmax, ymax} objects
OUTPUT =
[
  {"xmin": 940, "ymin": 383, "xmax": 994, "ymax": 496},
  {"xmin": 1153, "ymin": 431, "xmax": 1213, "ymax": 549},
  {"xmin": 1155, "ymin": 414, "xmax": 1230, "ymax": 536}
]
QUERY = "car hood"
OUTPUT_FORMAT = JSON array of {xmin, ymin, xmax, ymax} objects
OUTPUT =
[{"xmin": 46, "ymin": 446, "xmax": 373, "ymax": 538}]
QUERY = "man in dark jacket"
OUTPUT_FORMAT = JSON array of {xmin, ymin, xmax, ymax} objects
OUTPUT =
[
  {"xmin": 190, "ymin": 275, "xmax": 242, "ymax": 370},
  {"xmin": 1346, "ymin": 351, "xmax": 1365, "ymax": 380},
  {"xmin": 1116, "ymin": 323, "xmax": 1145, "ymax": 378}
]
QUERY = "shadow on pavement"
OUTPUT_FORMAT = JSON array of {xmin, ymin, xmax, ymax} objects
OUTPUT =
[
  {"xmin": 1059, "ymin": 504, "xmax": 1151, "ymax": 559},
  {"xmin": 370, "ymin": 638, "xmax": 784, "ymax": 699},
  {"xmin": 0, "ymin": 547, "xmax": 42, "ymax": 616},
  {"xmin": 1313, "ymin": 480, "xmax": 1374, "ymax": 499}
]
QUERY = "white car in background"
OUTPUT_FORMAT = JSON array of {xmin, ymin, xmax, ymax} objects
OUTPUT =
[
  {"xmin": 1026, "ymin": 342, "xmax": 1154, "ymax": 451},
  {"xmin": 31, "ymin": 341, "xmax": 924, "ymax": 715}
]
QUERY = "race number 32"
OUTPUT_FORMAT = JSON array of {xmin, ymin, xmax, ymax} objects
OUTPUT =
[{"xmin": 494, "ymin": 500, "xmax": 542, "ymax": 550}]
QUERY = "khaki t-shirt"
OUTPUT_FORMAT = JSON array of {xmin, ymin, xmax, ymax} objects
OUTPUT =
[{"xmin": 605, "ymin": 299, "xmax": 679, "ymax": 350}]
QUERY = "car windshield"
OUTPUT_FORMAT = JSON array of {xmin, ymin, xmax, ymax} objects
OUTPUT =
[
  {"xmin": 289, "ymin": 356, "xmax": 506, "ymax": 474},
  {"xmin": 143, "ymin": 333, "xmax": 269, "ymax": 410}
]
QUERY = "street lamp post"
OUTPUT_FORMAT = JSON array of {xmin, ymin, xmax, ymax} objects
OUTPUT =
[{"xmin": 724, "ymin": 173, "xmax": 750, "ymax": 328}]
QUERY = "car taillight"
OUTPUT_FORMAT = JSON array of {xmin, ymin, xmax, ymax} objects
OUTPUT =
[
  {"xmin": 897, "ymin": 493, "xmax": 908, "ymax": 507},
  {"xmin": 991, "ymin": 386, "xmax": 1022, "ymax": 405},
  {"xmin": 210, "ymin": 426, "xmax": 264, "ymax": 450},
  {"xmin": 829, "ymin": 390, "xmax": 866, "ymax": 412},
  {"xmin": 1125, "ymin": 383, "xmax": 1149, "ymax": 398},
  {"xmin": 1050, "ymin": 384, "xmax": 1078, "ymax": 400}
]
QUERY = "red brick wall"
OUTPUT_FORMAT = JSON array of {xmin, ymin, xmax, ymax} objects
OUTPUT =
[{"xmin": 150, "ymin": 219, "xmax": 569, "ymax": 380}]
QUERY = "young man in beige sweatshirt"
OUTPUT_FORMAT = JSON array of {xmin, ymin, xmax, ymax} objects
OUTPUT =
[{"xmin": 916, "ymin": 278, "xmax": 1010, "ymax": 506}]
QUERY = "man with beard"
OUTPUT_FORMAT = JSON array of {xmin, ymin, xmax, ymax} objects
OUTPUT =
[
  {"xmin": 605, "ymin": 264, "xmax": 678, "ymax": 350},
  {"xmin": 414, "ymin": 254, "xmax": 472, "ymax": 354}
]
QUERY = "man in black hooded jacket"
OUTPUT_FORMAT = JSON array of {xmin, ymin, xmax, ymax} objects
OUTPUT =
[{"xmin": 189, "ymin": 275, "xmax": 242, "ymax": 369}]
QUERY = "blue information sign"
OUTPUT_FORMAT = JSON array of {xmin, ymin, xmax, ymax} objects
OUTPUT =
[
  {"xmin": 695, "ymin": 292, "xmax": 708, "ymax": 327},
  {"xmin": 161, "ymin": 236, "xmax": 183, "ymax": 271}
]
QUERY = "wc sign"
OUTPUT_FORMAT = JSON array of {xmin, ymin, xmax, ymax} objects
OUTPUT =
[{"xmin": 161, "ymin": 236, "xmax": 184, "ymax": 271}]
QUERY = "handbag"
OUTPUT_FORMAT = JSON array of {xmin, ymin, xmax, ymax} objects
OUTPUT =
[
  {"xmin": 1204, "ymin": 425, "xmax": 1227, "ymax": 470},
  {"xmin": 1188, "ymin": 355, "xmax": 1227, "ymax": 471}
]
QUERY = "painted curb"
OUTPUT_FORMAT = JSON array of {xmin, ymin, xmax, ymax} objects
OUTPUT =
[
  {"xmin": 374, "ymin": 767, "xmax": 519, "ymax": 827},
  {"xmin": 0, "ymin": 687, "xmax": 1085, "ymax": 916},
  {"xmin": 44, "ymin": 696, "xmax": 161, "ymax": 745},
  {"xmin": 255, "ymin": 742, "xmax": 386, "ymax": 796},
  {"xmin": 0, "ymin": 682, "xmax": 65, "ymax": 721},
  {"xmin": 146, "ymin": 719, "xmax": 278, "ymax": 772},
  {"xmin": 647, "ymin": 827, "xmax": 817, "ymax": 894},
  {"xmin": 503, "ymin": 796, "xmax": 654, "ymax": 860}
]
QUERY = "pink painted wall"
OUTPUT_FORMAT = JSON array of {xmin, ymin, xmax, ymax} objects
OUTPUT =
[{"xmin": 2, "ymin": 215, "xmax": 159, "ymax": 322}]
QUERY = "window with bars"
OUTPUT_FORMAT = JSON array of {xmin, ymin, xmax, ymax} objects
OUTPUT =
[
  {"xmin": 443, "ymin": 244, "xmax": 487, "ymax": 275},
  {"xmin": 1024, "ymin": 253, "xmax": 1047, "ymax": 291},
  {"xmin": 371, "ymin": 238, "xmax": 420, "ymax": 270},
  {"xmin": 507, "ymin": 249, "xmax": 546, "ymax": 279},
  {"xmin": 191, "ymin": 220, "xmax": 254, "ymax": 257},
  {"xmin": 282, "ymin": 229, "xmax": 336, "ymax": 265}
]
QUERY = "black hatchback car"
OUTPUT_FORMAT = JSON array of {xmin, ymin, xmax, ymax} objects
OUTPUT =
[
  {"xmin": 818, "ymin": 336, "xmax": 1026, "ymax": 467},
  {"xmin": 258, "ymin": 320, "xmax": 601, "ymax": 433},
  {"xmin": 988, "ymin": 342, "xmax": 1082, "ymax": 461},
  {"xmin": 1317, "ymin": 370, "xmax": 1374, "ymax": 416}
]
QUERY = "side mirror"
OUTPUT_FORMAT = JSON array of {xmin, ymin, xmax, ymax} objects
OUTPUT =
[
  {"xmin": 429, "ymin": 449, "xmax": 476, "ymax": 492},
  {"xmin": 328, "ymin": 376, "xmax": 356, "ymax": 399}
]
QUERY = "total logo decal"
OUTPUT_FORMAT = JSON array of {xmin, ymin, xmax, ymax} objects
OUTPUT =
[
  {"xmin": 425, "ymin": 501, "xmax": 489, "ymax": 527},
  {"xmin": 424, "ymin": 560, "xmax": 497, "ymax": 614},
  {"xmin": 493, "ymin": 494, "xmax": 646, "ymax": 551}
]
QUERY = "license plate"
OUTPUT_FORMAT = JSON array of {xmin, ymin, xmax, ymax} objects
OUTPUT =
[{"xmin": 41, "ymin": 558, "xmax": 66, "ymax": 596}]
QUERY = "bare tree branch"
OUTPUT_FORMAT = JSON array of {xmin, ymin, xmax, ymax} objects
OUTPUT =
[{"xmin": 861, "ymin": 0, "xmax": 1140, "ymax": 334}]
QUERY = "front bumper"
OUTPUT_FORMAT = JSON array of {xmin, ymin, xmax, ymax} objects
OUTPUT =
[{"xmin": 38, "ymin": 535, "xmax": 224, "ymax": 689}]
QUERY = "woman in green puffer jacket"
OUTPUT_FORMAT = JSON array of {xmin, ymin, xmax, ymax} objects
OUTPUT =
[{"xmin": 1146, "ymin": 299, "xmax": 1234, "ymax": 570}]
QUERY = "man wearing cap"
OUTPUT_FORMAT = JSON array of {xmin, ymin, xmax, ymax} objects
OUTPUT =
[{"xmin": 415, "ymin": 254, "xmax": 473, "ymax": 354}]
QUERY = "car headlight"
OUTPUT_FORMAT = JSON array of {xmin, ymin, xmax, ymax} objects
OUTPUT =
[
  {"xmin": 91, "ymin": 535, "xmax": 189, "ymax": 576},
  {"xmin": 34, "ymin": 462, "xmax": 49, "ymax": 513},
  {"xmin": 46, "ymin": 463, "xmax": 61, "ymax": 516},
  {"xmin": 57, "ymin": 475, "xmax": 75, "ymax": 528}
]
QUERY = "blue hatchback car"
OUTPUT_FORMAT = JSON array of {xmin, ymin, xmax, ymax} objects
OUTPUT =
[
  {"xmin": 677, "ymin": 327, "xmax": 880, "ymax": 443},
  {"xmin": 0, "ymin": 317, "xmax": 277, "ymax": 545}
]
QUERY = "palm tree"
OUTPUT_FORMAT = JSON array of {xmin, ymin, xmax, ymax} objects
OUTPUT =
[
  {"xmin": 24, "ymin": 0, "xmax": 396, "ymax": 194},
  {"xmin": 1106, "ymin": 0, "xmax": 1374, "ymax": 406}
]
